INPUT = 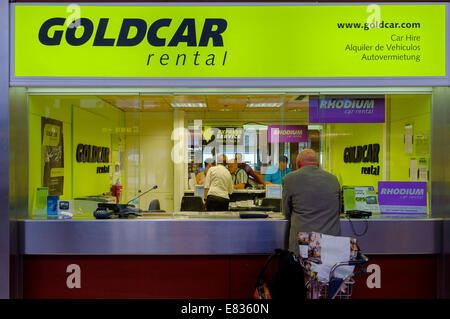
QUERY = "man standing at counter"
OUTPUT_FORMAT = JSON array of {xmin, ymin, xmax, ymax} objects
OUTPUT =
[
  {"xmin": 204, "ymin": 154, "xmax": 234, "ymax": 211},
  {"xmin": 282, "ymin": 149, "xmax": 341, "ymax": 256}
]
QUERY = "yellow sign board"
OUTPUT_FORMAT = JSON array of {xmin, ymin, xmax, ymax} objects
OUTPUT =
[{"xmin": 13, "ymin": 4, "xmax": 446, "ymax": 78}]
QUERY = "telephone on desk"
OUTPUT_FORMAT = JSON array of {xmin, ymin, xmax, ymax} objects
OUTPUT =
[
  {"xmin": 344, "ymin": 210, "xmax": 372, "ymax": 219},
  {"xmin": 93, "ymin": 185, "xmax": 158, "ymax": 219},
  {"xmin": 93, "ymin": 203, "xmax": 141, "ymax": 219}
]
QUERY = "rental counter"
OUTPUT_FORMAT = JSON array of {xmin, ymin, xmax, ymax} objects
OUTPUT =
[
  {"xmin": 18, "ymin": 215, "xmax": 441, "ymax": 255},
  {"xmin": 17, "ymin": 215, "xmax": 442, "ymax": 299}
]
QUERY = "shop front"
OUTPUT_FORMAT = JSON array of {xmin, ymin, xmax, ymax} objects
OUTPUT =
[{"xmin": 3, "ymin": 2, "xmax": 450, "ymax": 299}]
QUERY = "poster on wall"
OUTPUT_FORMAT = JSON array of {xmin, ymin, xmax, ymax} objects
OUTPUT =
[
  {"xmin": 201, "ymin": 126, "xmax": 244, "ymax": 145},
  {"xmin": 343, "ymin": 186, "xmax": 380, "ymax": 213},
  {"xmin": 268, "ymin": 125, "xmax": 308, "ymax": 143},
  {"xmin": 404, "ymin": 124, "xmax": 413, "ymax": 153},
  {"xmin": 42, "ymin": 117, "xmax": 64, "ymax": 196},
  {"xmin": 378, "ymin": 181, "xmax": 427, "ymax": 214},
  {"xmin": 309, "ymin": 97, "xmax": 385, "ymax": 123}
]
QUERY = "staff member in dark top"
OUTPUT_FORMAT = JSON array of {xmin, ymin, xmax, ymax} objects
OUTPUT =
[
  {"xmin": 235, "ymin": 153, "xmax": 264, "ymax": 185},
  {"xmin": 204, "ymin": 154, "xmax": 233, "ymax": 211},
  {"xmin": 282, "ymin": 149, "xmax": 341, "ymax": 256}
]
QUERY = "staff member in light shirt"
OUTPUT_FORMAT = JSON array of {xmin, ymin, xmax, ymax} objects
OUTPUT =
[
  {"xmin": 204, "ymin": 154, "xmax": 234, "ymax": 211},
  {"xmin": 228, "ymin": 160, "xmax": 248, "ymax": 189}
]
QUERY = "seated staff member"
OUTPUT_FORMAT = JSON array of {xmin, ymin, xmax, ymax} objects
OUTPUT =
[
  {"xmin": 264, "ymin": 155, "xmax": 292, "ymax": 185},
  {"xmin": 204, "ymin": 154, "xmax": 233, "ymax": 211},
  {"xmin": 228, "ymin": 160, "xmax": 248, "ymax": 189},
  {"xmin": 235, "ymin": 153, "xmax": 264, "ymax": 185}
]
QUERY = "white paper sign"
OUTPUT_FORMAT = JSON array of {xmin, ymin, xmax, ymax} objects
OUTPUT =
[
  {"xmin": 405, "ymin": 124, "xmax": 413, "ymax": 154},
  {"xmin": 419, "ymin": 165, "xmax": 428, "ymax": 182},
  {"xmin": 410, "ymin": 159, "xmax": 418, "ymax": 182}
]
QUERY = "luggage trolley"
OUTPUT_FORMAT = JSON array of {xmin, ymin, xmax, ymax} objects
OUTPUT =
[{"xmin": 297, "ymin": 232, "xmax": 369, "ymax": 299}]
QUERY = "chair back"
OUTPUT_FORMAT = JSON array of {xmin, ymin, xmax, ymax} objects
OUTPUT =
[
  {"xmin": 148, "ymin": 199, "xmax": 165, "ymax": 212},
  {"xmin": 180, "ymin": 196, "xmax": 204, "ymax": 211}
]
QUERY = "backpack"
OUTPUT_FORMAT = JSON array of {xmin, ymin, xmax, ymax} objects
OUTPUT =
[{"xmin": 253, "ymin": 248, "xmax": 307, "ymax": 300}]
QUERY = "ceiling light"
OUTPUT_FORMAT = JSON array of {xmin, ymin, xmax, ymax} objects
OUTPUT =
[
  {"xmin": 171, "ymin": 103, "xmax": 207, "ymax": 108},
  {"xmin": 244, "ymin": 124, "xmax": 267, "ymax": 130},
  {"xmin": 246, "ymin": 102, "xmax": 283, "ymax": 108},
  {"xmin": 143, "ymin": 102, "xmax": 157, "ymax": 108}
]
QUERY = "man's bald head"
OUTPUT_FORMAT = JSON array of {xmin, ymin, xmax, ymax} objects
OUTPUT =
[
  {"xmin": 296, "ymin": 149, "xmax": 319, "ymax": 169},
  {"xmin": 217, "ymin": 154, "xmax": 228, "ymax": 164}
]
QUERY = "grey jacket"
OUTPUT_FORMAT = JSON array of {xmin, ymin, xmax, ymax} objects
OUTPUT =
[{"xmin": 282, "ymin": 165, "xmax": 341, "ymax": 256}]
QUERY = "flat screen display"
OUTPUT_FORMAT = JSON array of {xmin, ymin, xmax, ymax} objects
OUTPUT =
[
  {"xmin": 266, "ymin": 185, "xmax": 282, "ymax": 199},
  {"xmin": 195, "ymin": 185, "xmax": 205, "ymax": 201}
]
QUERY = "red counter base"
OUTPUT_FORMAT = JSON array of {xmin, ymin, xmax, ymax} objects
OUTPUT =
[{"xmin": 22, "ymin": 254, "xmax": 437, "ymax": 299}]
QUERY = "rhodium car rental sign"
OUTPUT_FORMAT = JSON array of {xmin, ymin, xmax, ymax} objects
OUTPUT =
[
  {"xmin": 268, "ymin": 125, "xmax": 308, "ymax": 143},
  {"xmin": 13, "ymin": 4, "xmax": 446, "ymax": 78},
  {"xmin": 309, "ymin": 97, "xmax": 385, "ymax": 123},
  {"xmin": 378, "ymin": 181, "xmax": 427, "ymax": 214}
]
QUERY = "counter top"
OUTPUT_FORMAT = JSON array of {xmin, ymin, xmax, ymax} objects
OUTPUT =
[
  {"xmin": 25, "ymin": 212, "xmax": 435, "ymax": 221},
  {"xmin": 185, "ymin": 189, "xmax": 266, "ymax": 194},
  {"xmin": 17, "ymin": 214, "xmax": 442, "ymax": 255}
]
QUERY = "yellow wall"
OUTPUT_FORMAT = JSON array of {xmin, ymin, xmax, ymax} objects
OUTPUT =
[
  {"xmin": 72, "ymin": 99, "xmax": 124, "ymax": 198},
  {"xmin": 28, "ymin": 96, "xmax": 124, "ymax": 215},
  {"xmin": 388, "ymin": 94, "xmax": 431, "ymax": 213},
  {"xmin": 326, "ymin": 94, "xmax": 430, "ymax": 189},
  {"xmin": 388, "ymin": 94, "xmax": 431, "ymax": 181},
  {"xmin": 324, "ymin": 94, "xmax": 431, "ymax": 213},
  {"xmin": 328, "ymin": 123, "xmax": 384, "ymax": 189}
]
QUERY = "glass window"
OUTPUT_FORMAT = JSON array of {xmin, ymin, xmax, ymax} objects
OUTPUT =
[{"xmin": 20, "ymin": 90, "xmax": 431, "ymax": 217}]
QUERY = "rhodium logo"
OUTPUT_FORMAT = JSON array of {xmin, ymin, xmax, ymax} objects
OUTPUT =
[
  {"xmin": 319, "ymin": 99, "xmax": 375, "ymax": 109},
  {"xmin": 379, "ymin": 188, "xmax": 424, "ymax": 195},
  {"xmin": 38, "ymin": 17, "xmax": 228, "ymax": 47}
]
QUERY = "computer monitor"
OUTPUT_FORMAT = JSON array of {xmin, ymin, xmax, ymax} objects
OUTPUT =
[
  {"xmin": 265, "ymin": 185, "xmax": 282, "ymax": 199},
  {"xmin": 195, "ymin": 185, "xmax": 205, "ymax": 201}
]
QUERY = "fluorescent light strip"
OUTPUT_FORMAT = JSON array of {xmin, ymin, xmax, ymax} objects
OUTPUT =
[
  {"xmin": 143, "ymin": 103, "xmax": 157, "ymax": 108},
  {"xmin": 246, "ymin": 103, "xmax": 283, "ymax": 108},
  {"xmin": 171, "ymin": 103, "xmax": 207, "ymax": 108}
]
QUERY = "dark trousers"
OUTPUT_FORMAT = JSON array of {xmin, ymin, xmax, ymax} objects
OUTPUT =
[{"xmin": 206, "ymin": 195, "xmax": 230, "ymax": 211}]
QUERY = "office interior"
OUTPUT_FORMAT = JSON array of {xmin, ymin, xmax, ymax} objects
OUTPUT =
[{"xmin": 11, "ymin": 87, "xmax": 433, "ymax": 218}]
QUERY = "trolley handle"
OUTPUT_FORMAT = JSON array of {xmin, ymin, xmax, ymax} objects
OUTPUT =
[
  {"xmin": 329, "ymin": 252, "xmax": 369, "ymax": 279},
  {"xmin": 331, "ymin": 252, "xmax": 369, "ymax": 270},
  {"xmin": 348, "ymin": 252, "xmax": 369, "ymax": 266}
]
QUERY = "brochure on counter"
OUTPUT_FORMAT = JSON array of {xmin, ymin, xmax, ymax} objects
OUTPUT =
[{"xmin": 343, "ymin": 186, "xmax": 380, "ymax": 214}]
